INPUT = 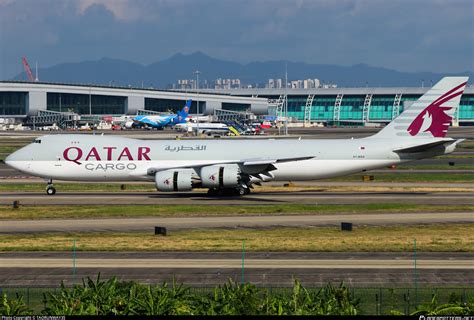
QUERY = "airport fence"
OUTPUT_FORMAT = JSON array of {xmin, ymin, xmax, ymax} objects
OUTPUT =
[{"xmin": 1, "ymin": 285, "xmax": 473, "ymax": 315}]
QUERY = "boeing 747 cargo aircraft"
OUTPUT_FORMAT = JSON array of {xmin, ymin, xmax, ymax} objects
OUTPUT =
[{"xmin": 5, "ymin": 77, "xmax": 468, "ymax": 196}]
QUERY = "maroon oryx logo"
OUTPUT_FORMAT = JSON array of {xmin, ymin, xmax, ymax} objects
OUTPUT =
[{"xmin": 407, "ymin": 82, "xmax": 466, "ymax": 137}]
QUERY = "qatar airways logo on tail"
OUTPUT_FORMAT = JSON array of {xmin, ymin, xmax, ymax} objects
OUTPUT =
[
  {"xmin": 407, "ymin": 82, "xmax": 466, "ymax": 137},
  {"xmin": 63, "ymin": 146, "xmax": 151, "ymax": 165}
]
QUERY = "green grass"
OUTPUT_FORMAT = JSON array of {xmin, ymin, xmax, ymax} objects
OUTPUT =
[
  {"xmin": 1, "ymin": 203, "xmax": 472, "ymax": 220},
  {"xmin": 394, "ymin": 164, "xmax": 474, "ymax": 170},
  {"xmin": 324, "ymin": 172, "xmax": 474, "ymax": 183},
  {"xmin": 437, "ymin": 155, "xmax": 474, "ymax": 159},
  {"xmin": 458, "ymin": 142, "xmax": 474, "ymax": 149},
  {"xmin": 0, "ymin": 146, "xmax": 22, "ymax": 153},
  {"xmin": 0, "ymin": 224, "xmax": 472, "ymax": 252}
]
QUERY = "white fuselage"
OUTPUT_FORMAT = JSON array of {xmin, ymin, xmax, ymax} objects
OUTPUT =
[
  {"xmin": 5, "ymin": 134, "xmax": 445, "ymax": 183},
  {"xmin": 12, "ymin": 158, "xmax": 399, "ymax": 182}
]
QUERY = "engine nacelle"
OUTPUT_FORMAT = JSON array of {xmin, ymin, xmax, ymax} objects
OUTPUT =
[
  {"xmin": 200, "ymin": 164, "xmax": 241, "ymax": 188},
  {"xmin": 155, "ymin": 169, "xmax": 196, "ymax": 192}
]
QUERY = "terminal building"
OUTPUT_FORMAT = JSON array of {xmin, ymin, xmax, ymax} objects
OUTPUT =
[
  {"xmin": 0, "ymin": 81, "xmax": 268, "ymax": 123},
  {"xmin": 202, "ymin": 87, "xmax": 474, "ymax": 126},
  {"xmin": 1, "ymin": 81, "xmax": 473, "ymax": 126}
]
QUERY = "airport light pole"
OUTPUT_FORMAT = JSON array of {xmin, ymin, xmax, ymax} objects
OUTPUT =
[
  {"xmin": 284, "ymin": 63, "xmax": 288, "ymax": 135},
  {"xmin": 89, "ymin": 85, "xmax": 92, "ymax": 115},
  {"xmin": 194, "ymin": 70, "xmax": 201, "ymax": 135}
]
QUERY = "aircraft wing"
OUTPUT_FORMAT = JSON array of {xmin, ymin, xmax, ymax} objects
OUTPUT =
[
  {"xmin": 146, "ymin": 155, "xmax": 314, "ymax": 176},
  {"xmin": 242, "ymin": 156, "xmax": 314, "ymax": 166}
]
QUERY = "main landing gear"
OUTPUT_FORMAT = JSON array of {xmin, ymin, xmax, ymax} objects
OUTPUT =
[
  {"xmin": 46, "ymin": 179, "xmax": 56, "ymax": 195},
  {"xmin": 207, "ymin": 186, "xmax": 250, "ymax": 197}
]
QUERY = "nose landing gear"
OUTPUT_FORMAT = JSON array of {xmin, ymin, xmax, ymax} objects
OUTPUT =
[{"xmin": 46, "ymin": 179, "xmax": 56, "ymax": 195}]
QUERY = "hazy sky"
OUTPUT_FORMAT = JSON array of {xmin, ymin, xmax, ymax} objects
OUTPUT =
[{"xmin": 1, "ymin": 0, "xmax": 473, "ymax": 79}]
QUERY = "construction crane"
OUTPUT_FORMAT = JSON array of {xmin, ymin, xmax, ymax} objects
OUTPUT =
[{"xmin": 21, "ymin": 56, "xmax": 37, "ymax": 82}]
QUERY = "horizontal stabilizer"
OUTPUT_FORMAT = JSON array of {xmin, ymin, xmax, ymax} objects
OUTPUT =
[{"xmin": 393, "ymin": 139, "xmax": 459, "ymax": 153}]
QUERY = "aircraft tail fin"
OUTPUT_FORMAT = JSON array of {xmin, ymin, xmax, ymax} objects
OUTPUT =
[
  {"xmin": 373, "ymin": 77, "xmax": 468, "ymax": 139},
  {"xmin": 176, "ymin": 99, "xmax": 191, "ymax": 123},
  {"xmin": 176, "ymin": 99, "xmax": 192, "ymax": 123}
]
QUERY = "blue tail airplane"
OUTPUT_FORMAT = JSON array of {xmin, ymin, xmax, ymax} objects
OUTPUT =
[{"xmin": 132, "ymin": 99, "xmax": 191, "ymax": 129}]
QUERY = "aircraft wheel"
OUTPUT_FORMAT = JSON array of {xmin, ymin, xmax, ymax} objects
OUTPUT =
[
  {"xmin": 235, "ymin": 187, "xmax": 247, "ymax": 196},
  {"xmin": 46, "ymin": 186, "xmax": 56, "ymax": 195}
]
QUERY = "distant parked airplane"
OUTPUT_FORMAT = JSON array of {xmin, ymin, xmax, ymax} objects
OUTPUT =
[
  {"xmin": 127, "ymin": 99, "xmax": 191, "ymax": 129},
  {"xmin": 5, "ymin": 77, "xmax": 468, "ymax": 196},
  {"xmin": 175, "ymin": 122, "xmax": 230, "ymax": 136}
]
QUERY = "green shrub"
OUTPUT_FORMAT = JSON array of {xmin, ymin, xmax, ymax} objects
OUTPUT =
[
  {"xmin": 411, "ymin": 295, "xmax": 473, "ymax": 316},
  {"xmin": 1, "ymin": 293, "xmax": 32, "ymax": 315},
  {"xmin": 198, "ymin": 280, "xmax": 262, "ymax": 315},
  {"xmin": 129, "ymin": 281, "xmax": 194, "ymax": 315},
  {"xmin": 43, "ymin": 274, "xmax": 137, "ymax": 315},
  {"xmin": 40, "ymin": 275, "xmax": 359, "ymax": 315}
]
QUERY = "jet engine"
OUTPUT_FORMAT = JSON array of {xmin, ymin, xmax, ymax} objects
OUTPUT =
[
  {"xmin": 200, "ymin": 164, "xmax": 241, "ymax": 188},
  {"xmin": 155, "ymin": 169, "xmax": 199, "ymax": 192}
]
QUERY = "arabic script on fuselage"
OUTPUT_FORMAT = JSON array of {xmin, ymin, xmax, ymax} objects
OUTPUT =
[{"xmin": 164, "ymin": 145, "xmax": 207, "ymax": 152}]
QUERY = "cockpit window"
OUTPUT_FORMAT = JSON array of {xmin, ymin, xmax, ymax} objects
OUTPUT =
[{"xmin": 32, "ymin": 139, "xmax": 41, "ymax": 144}]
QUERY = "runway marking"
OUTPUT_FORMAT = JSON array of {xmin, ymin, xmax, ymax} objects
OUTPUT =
[{"xmin": 0, "ymin": 258, "xmax": 471, "ymax": 269}]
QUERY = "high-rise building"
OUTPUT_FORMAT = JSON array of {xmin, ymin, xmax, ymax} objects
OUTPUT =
[
  {"xmin": 291, "ymin": 80, "xmax": 303, "ymax": 89},
  {"xmin": 214, "ymin": 78, "xmax": 241, "ymax": 89},
  {"xmin": 267, "ymin": 79, "xmax": 275, "ymax": 88},
  {"xmin": 275, "ymin": 79, "xmax": 282, "ymax": 89},
  {"xmin": 314, "ymin": 78, "xmax": 320, "ymax": 88}
]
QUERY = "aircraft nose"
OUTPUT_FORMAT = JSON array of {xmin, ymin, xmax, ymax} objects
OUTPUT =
[
  {"xmin": 4, "ymin": 148, "xmax": 29, "ymax": 171},
  {"xmin": 4, "ymin": 151, "xmax": 17, "ymax": 168},
  {"xmin": 4, "ymin": 147, "xmax": 35, "ymax": 174}
]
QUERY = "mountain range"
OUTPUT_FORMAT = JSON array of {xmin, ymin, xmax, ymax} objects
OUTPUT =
[{"xmin": 11, "ymin": 52, "xmax": 473, "ymax": 88}]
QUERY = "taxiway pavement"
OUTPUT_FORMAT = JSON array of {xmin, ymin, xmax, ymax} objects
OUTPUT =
[
  {"xmin": 1, "ymin": 212, "xmax": 473, "ymax": 234},
  {"xmin": 1, "ymin": 191, "xmax": 473, "ymax": 205},
  {"xmin": 1, "ymin": 252, "xmax": 472, "ymax": 287}
]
